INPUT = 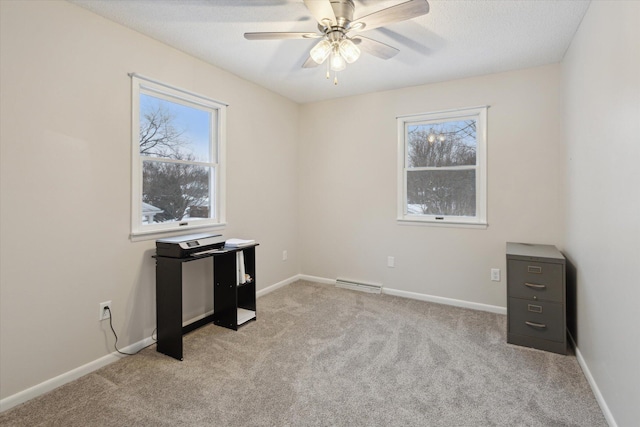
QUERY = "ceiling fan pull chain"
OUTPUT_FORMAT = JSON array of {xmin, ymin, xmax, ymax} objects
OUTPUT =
[{"xmin": 334, "ymin": 72, "xmax": 338, "ymax": 85}]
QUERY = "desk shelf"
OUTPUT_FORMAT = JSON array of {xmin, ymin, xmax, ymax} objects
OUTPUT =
[
  {"xmin": 212, "ymin": 247, "xmax": 257, "ymax": 331},
  {"xmin": 237, "ymin": 308, "xmax": 256, "ymax": 326}
]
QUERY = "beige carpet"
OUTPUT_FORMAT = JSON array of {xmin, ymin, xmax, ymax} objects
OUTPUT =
[{"xmin": 0, "ymin": 280, "xmax": 606, "ymax": 426}]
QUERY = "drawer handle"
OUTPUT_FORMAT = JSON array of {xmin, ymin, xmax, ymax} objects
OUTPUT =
[
  {"xmin": 524, "ymin": 282, "xmax": 546, "ymax": 289},
  {"xmin": 527, "ymin": 266, "xmax": 542, "ymax": 274},
  {"xmin": 525, "ymin": 321, "xmax": 547, "ymax": 329}
]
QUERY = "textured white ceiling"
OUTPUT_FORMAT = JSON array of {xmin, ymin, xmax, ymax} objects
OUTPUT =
[{"xmin": 68, "ymin": 0, "xmax": 590, "ymax": 104}]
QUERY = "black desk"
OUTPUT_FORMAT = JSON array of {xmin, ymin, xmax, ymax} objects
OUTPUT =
[{"xmin": 155, "ymin": 244, "xmax": 258, "ymax": 360}]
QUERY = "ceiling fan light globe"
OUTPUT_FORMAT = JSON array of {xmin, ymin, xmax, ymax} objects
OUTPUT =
[
  {"xmin": 330, "ymin": 51, "xmax": 346, "ymax": 71},
  {"xmin": 339, "ymin": 39, "xmax": 361, "ymax": 63},
  {"xmin": 310, "ymin": 39, "xmax": 332, "ymax": 64}
]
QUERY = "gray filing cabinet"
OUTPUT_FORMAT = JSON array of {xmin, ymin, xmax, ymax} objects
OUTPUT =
[{"xmin": 506, "ymin": 242, "xmax": 567, "ymax": 355}]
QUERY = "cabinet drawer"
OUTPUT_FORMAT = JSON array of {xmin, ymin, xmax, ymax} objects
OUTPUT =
[
  {"xmin": 508, "ymin": 298, "xmax": 565, "ymax": 342},
  {"xmin": 507, "ymin": 259, "xmax": 564, "ymax": 302}
]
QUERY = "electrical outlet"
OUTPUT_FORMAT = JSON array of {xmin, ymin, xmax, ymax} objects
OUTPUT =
[
  {"xmin": 491, "ymin": 268, "xmax": 501, "ymax": 282},
  {"xmin": 99, "ymin": 301, "xmax": 112, "ymax": 321},
  {"xmin": 387, "ymin": 256, "xmax": 395, "ymax": 268},
  {"xmin": 282, "ymin": 250, "xmax": 288, "ymax": 261}
]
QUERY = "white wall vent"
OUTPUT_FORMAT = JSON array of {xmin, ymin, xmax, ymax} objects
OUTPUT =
[{"xmin": 335, "ymin": 278, "xmax": 382, "ymax": 294}]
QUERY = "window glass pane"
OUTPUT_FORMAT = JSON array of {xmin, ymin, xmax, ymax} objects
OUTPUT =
[
  {"xmin": 407, "ymin": 119, "xmax": 476, "ymax": 167},
  {"xmin": 407, "ymin": 169, "xmax": 476, "ymax": 216},
  {"xmin": 142, "ymin": 160, "xmax": 212, "ymax": 224},
  {"xmin": 139, "ymin": 93, "xmax": 212, "ymax": 162}
]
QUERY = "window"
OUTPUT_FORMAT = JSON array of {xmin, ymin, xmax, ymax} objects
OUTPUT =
[
  {"xmin": 397, "ymin": 106, "xmax": 487, "ymax": 227},
  {"xmin": 131, "ymin": 74, "xmax": 226, "ymax": 236}
]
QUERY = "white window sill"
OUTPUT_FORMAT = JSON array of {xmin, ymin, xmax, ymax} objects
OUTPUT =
[
  {"xmin": 397, "ymin": 218, "xmax": 488, "ymax": 229},
  {"xmin": 130, "ymin": 223, "xmax": 227, "ymax": 242}
]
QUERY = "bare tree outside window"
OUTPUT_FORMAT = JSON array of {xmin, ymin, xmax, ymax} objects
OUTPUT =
[
  {"xmin": 406, "ymin": 119, "xmax": 477, "ymax": 217},
  {"xmin": 139, "ymin": 102, "xmax": 189, "ymax": 159},
  {"xmin": 139, "ymin": 94, "xmax": 212, "ymax": 224}
]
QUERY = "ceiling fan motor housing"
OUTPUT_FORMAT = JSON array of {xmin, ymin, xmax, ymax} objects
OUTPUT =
[{"xmin": 328, "ymin": 0, "xmax": 355, "ymax": 29}]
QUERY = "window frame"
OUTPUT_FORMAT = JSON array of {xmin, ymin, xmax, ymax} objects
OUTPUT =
[
  {"xmin": 130, "ymin": 74, "xmax": 227, "ymax": 238},
  {"xmin": 397, "ymin": 106, "xmax": 488, "ymax": 228}
]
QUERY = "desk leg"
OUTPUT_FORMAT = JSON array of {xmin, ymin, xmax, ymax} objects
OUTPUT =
[{"xmin": 156, "ymin": 258, "xmax": 183, "ymax": 360}]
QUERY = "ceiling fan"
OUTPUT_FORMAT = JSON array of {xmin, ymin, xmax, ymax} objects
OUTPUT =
[{"xmin": 244, "ymin": 0, "xmax": 430, "ymax": 84}]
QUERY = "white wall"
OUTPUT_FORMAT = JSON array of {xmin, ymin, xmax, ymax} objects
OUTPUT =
[
  {"xmin": 299, "ymin": 65, "xmax": 564, "ymax": 308},
  {"xmin": 0, "ymin": 0, "xmax": 299, "ymax": 400},
  {"xmin": 561, "ymin": 2, "xmax": 640, "ymax": 426}
]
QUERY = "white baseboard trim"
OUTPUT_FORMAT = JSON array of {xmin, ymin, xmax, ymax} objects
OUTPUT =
[
  {"xmin": 297, "ymin": 274, "xmax": 336, "ymax": 285},
  {"xmin": 3, "ymin": 275, "xmax": 615, "ymax": 427},
  {"xmin": 256, "ymin": 274, "xmax": 301, "ymax": 297},
  {"xmin": 0, "ymin": 274, "xmax": 505, "ymax": 413},
  {"xmin": 568, "ymin": 333, "xmax": 617, "ymax": 427},
  {"xmin": 182, "ymin": 310, "xmax": 213, "ymax": 326},
  {"xmin": 1, "ymin": 276, "xmax": 304, "ymax": 413},
  {"xmin": 383, "ymin": 287, "xmax": 507, "ymax": 315},
  {"xmin": 295, "ymin": 274, "xmax": 506, "ymax": 315},
  {"xmin": 0, "ymin": 336, "xmax": 155, "ymax": 413}
]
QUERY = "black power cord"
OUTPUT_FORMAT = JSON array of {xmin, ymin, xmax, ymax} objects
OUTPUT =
[{"xmin": 105, "ymin": 306, "xmax": 156, "ymax": 356}]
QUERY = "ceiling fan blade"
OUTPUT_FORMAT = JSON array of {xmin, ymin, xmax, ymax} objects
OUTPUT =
[
  {"xmin": 302, "ymin": 56, "xmax": 321, "ymax": 68},
  {"xmin": 303, "ymin": 0, "xmax": 337, "ymax": 27},
  {"xmin": 352, "ymin": 0, "xmax": 429, "ymax": 32},
  {"xmin": 352, "ymin": 36, "xmax": 399, "ymax": 60},
  {"xmin": 244, "ymin": 32, "xmax": 321, "ymax": 40}
]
